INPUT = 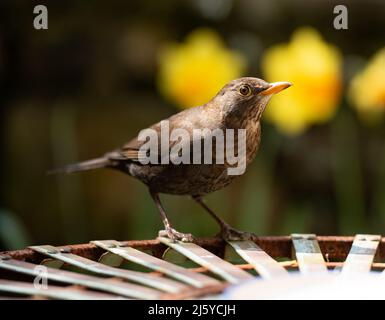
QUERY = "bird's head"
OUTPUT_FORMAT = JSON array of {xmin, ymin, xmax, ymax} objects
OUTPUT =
[{"xmin": 212, "ymin": 77, "xmax": 291, "ymax": 121}]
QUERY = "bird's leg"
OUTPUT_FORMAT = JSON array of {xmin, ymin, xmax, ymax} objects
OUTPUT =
[
  {"xmin": 193, "ymin": 196, "xmax": 257, "ymax": 242},
  {"xmin": 150, "ymin": 191, "xmax": 194, "ymax": 242}
]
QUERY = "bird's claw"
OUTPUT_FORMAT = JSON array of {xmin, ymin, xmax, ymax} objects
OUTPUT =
[
  {"xmin": 216, "ymin": 226, "xmax": 257, "ymax": 242},
  {"xmin": 158, "ymin": 228, "xmax": 195, "ymax": 243}
]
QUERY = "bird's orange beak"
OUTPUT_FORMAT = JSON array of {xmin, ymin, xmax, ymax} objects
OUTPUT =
[{"xmin": 261, "ymin": 82, "xmax": 292, "ymax": 95}]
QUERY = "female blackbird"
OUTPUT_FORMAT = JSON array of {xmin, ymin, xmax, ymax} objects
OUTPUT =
[{"xmin": 54, "ymin": 77, "xmax": 291, "ymax": 242}]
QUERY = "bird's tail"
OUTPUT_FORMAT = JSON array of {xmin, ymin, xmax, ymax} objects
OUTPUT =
[{"xmin": 48, "ymin": 157, "xmax": 111, "ymax": 174}]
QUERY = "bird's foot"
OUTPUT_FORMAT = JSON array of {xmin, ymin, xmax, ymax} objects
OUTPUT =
[
  {"xmin": 158, "ymin": 228, "xmax": 195, "ymax": 243},
  {"xmin": 216, "ymin": 225, "xmax": 257, "ymax": 242}
]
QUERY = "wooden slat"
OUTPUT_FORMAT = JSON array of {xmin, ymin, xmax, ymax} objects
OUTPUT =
[
  {"xmin": 0, "ymin": 279, "xmax": 124, "ymax": 300},
  {"xmin": 341, "ymin": 234, "xmax": 381, "ymax": 275},
  {"xmin": 158, "ymin": 237, "xmax": 253, "ymax": 284},
  {"xmin": 92, "ymin": 240, "xmax": 220, "ymax": 288},
  {"xmin": 228, "ymin": 240, "xmax": 289, "ymax": 278},
  {"xmin": 291, "ymin": 234, "xmax": 327, "ymax": 274},
  {"xmin": 29, "ymin": 245, "xmax": 167, "ymax": 299},
  {"xmin": 0, "ymin": 256, "xmax": 162, "ymax": 298}
]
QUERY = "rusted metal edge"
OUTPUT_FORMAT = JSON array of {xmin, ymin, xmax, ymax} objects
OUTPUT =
[{"xmin": 2, "ymin": 236, "xmax": 384, "ymax": 264}]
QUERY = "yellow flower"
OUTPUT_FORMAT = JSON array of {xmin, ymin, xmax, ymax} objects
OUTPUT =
[
  {"xmin": 261, "ymin": 27, "xmax": 342, "ymax": 135},
  {"xmin": 349, "ymin": 48, "xmax": 385, "ymax": 121},
  {"xmin": 157, "ymin": 28, "xmax": 246, "ymax": 108}
]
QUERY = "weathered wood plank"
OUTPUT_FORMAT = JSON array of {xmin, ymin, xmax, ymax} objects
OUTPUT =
[
  {"xmin": 0, "ymin": 279, "xmax": 124, "ymax": 300},
  {"xmin": 341, "ymin": 234, "xmax": 381, "ymax": 275},
  {"xmin": 159, "ymin": 237, "xmax": 253, "ymax": 284},
  {"xmin": 29, "ymin": 245, "xmax": 165, "ymax": 299},
  {"xmin": 291, "ymin": 234, "xmax": 327, "ymax": 274},
  {"xmin": 228, "ymin": 240, "xmax": 289, "ymax": 278},
  {"xmin": 92, "ymin": 240, "xmax": 220, "ymax": 288}
]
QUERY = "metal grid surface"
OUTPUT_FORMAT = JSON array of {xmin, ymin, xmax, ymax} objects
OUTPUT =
[{"xmin": 0, "ymin": 235, "xmax": 384, "ymax": 299}]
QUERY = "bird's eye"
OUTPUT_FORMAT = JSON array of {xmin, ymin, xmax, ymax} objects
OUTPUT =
[{"xmin": 239, "ymin": 84, "xmax": 251, "ymax": 96}]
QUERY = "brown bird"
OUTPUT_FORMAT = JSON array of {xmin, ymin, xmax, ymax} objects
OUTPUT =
[{"xmin": 53, "ymin": 77, "xmax": 291, "ymax": 242}]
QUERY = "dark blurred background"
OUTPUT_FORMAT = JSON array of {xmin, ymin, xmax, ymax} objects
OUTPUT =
[{"xmin": 1, "ymin": 0, "xmax": 385, "ymax": 250}]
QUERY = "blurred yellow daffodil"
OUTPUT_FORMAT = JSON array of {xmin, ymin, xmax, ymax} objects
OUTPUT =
[
  {"xmin": 262, "ymin": 27, "xmax": 342, "ymax": 135},
  {"xmin": 349, "ymin": 48, "xmax": 385, "ymax": 122},
  {"xmin": 157, "ymin": 28, "xmax": 246, "ymax": 108}
]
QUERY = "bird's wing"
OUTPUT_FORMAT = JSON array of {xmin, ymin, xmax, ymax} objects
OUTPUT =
[
  {"xmin": 114, "ymin": 121, "xmax": 162, "ymax": 162},
  {"xmin": 113, "ymin": 106, "xmax": 215, "ymax": 163}
]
